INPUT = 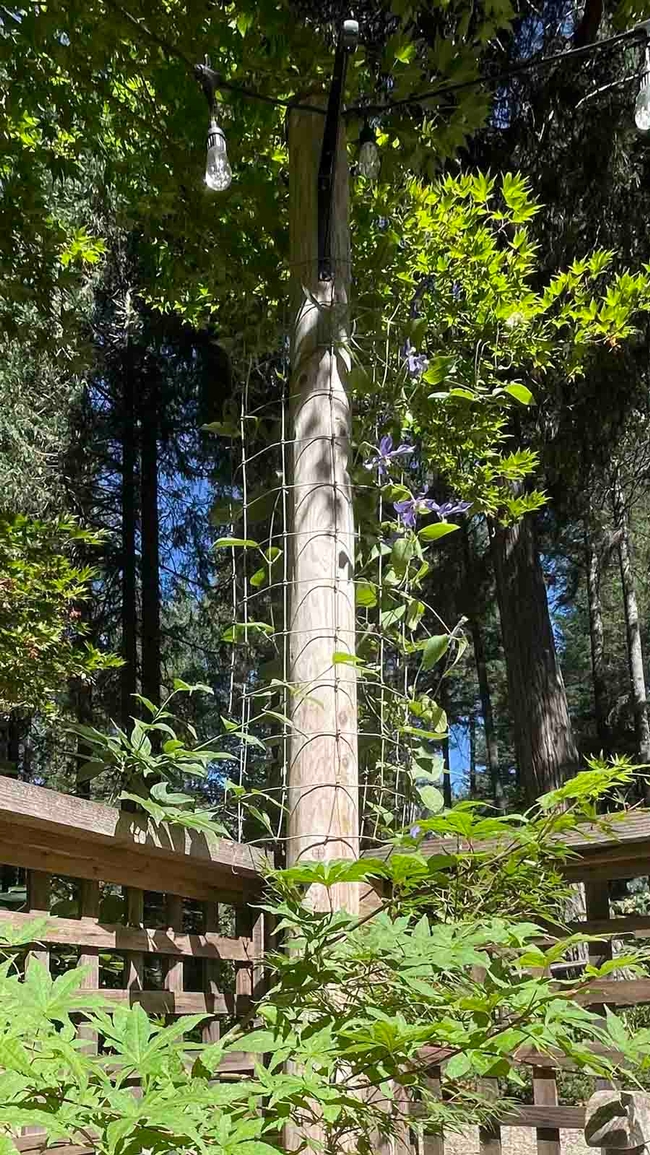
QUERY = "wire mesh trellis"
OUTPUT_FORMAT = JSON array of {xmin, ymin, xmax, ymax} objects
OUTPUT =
[{"xmin": 214, "ymin": 313, "xmax": 462, "ymax": 854}]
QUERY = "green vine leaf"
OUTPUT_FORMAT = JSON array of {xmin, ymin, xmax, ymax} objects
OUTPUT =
[
  {"xmin": 213, "ymin": 537, "xmax": 259, "ymax": 549},
  {"xmin": 418, "ymin": 523, "xmax": 460, "ymax": 542},
  {"xmin": 420, "ymin": 635, "xmax": 450, "ymax": 670}
]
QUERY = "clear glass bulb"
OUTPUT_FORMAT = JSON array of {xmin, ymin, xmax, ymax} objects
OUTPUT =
[
  {"xmin": 358, "ymin": 139, "xmax": 380, "ymax": 181},
  {"xmin": 636, "ymin": 78, "xmax": 650, "ymax": 133},
  {"xmin": 205, "ymin": 120, "xmax": 232, "ymax": 191}
]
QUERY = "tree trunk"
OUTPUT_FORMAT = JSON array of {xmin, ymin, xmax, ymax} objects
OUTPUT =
[
  {"xmin": 140, "ymin": 366, "xmax": 161, "ymax": 708},
  {"xmin": 612, "ymin": 475, "xmax": 650, "ymax": 776},
  {"xmin": 461, "ymin": 525, "xmax": 505, "ymax": 810},
  {"xmin": 74, "ymin": 680, "xmax": 93, "ymax": 799},
  {"xmin": 585, "ymin": 530, "xmax": 610, "ymax": 754},
  {"xmin": 121, "ymin": 327, "xmax": 138, "ymax": 727},
  {"xmin": 490, "ymin": 514, "xmax": 578, "ymax": 803},
  {"xmin": 471, "ymin": 614, "xmax": 505, "ymax": 811},
  {"xmin": 287, "ymin": 103, "xmax": 358, "ymax": 918},
  {"xmin": 469, "ymin": 714, "xmax": 477, "ymax": 797},
  {"xmin": 7, "ymin": 716, "xmax": 19, "ymax": 777}
]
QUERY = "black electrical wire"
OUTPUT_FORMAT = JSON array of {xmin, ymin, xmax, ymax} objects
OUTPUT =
[
  {"xmin": 358, "ymin": 22, "xmax": 648, "ymax": 115},
  {"xmin": 204, "ymin": 23, "xmax": 648, "ymax": 117},
  {"xmin": 108, "ymin": 0, "xmax": 649, "ymax": 119}
]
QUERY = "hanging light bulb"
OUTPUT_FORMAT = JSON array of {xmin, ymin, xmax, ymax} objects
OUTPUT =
[
  {"xmin": 205, "ymin": 116, "xmax": 232, "ymax": 191},
  {"xmin": 636, "ymin": 41, "xmax": 650, "ymax": 133},
  {"xmin": 358, "ymin": 121, "xmax": 380, "ymax": 180}
]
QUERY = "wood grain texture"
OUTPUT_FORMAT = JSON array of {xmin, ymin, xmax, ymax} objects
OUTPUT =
[
  {"xmin": 0, "ymin": 821, "xmax": 255, "ymax": 902},
  {"xmin": 478, "ymin": 1078, "xmax": 501, "ymax": 1155},
  {"xmin": 235, "ymin": 905, "xmax": 253, "ymax": 1000},
  {"xmin": 500, "ymin": 1106, "xmax": 585, "ymax": 1129},
  {"xmin": 13, "ymin": 1140, "xmax": 91, "ymax": 1155},
  {"xmin": 26, "ymin": 870, "xmax": 50, "ymax": 969},
  {"xmin": 584, "ymin": 880, "xmax": 612, "ymax": 1016},
  {"xmin": 0, "ymin": 774, "xmax": 271, "ymax": 882},
  {"xmin": 77, "ymin": 880, "xmax": 100, "ymax": 1054},
  {"xmin": 202, "ymin": 902, "xmax": 221, "ymax": 1045},
  {"xmin": 411, "ymin": 1104, "xmax": 586, "ymax": 1130},
  {"xmin": 24, "ymin": 871, "xmax": 50, "ymax": 1140},
  {"xmin": 533, "ymin": 1066, "xmax": 561, "ymax": 1155},
  {"xmin": 422, "ymin": 1066, "xmax": 444, "ymax": 1155},
  {"xmin": 287, "ymin": 104, "xmax": 359, "ymax": 916},
  {"xmin": 418, "ymin": 1043, "xmax": 628, "ymax": 1071},
  {"xmin": 380, "ymin": 809, "xmax": 650, "ymax": 885},
  {"xmin": 251, "ymin": 905, "xmax": 265, "ymax": 1000},
  {"xmin": 164, "ymin": 893, "xmax": 184, "ymax": 995},
  {"xmin": 78, "ymin": 988, "xmax": 244, "ymax": 1014},
  {"xmin": 573, "ymin": 977, "xmax": 650, "ymax": 1006},
  {"xmin": 124, "ymin": 887, "xmax": 144, "ymax": 992},
  {"xmin": 0, "ymin": 908, "xmax": 255, "ymax": 960}
]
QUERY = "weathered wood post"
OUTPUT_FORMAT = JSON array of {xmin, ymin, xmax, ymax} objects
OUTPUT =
[
  {"xmin": 585, "ymin": 1089, "xmax": 650, "ymax": 1155},
  {"xmin": 286, "ymin": 85, "xmax": 359, "ymax": 913}
]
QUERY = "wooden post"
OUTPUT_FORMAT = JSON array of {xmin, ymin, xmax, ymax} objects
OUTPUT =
[
  {"xmin": 585, "ymin": 1089, "xmax": 650, "ymax": 1155},
  {"xmin": 423, "ymin": 1067, "xmax": 444, "ymax": 1155},
  {"xmin": 533, "ymin": 1066, "xmax": 561, "ymax": 1155},
  {"xmin": 478, "ymin": 1078, "xmax": 502, "ymax": 1155},
  {"xmin": 585, "ymin": 880, "xmax": 612, "ymax": 1022},
  {"xmin": 164, "ymin": 893, "xmax": 184, "ymax": 1003},
  {"xmin": 78, "ymin": 880, "xmax": 100, "ymax": 1054},
  {"xmin": 26, "ymin": 871, "xmax": 50, "ymax": 969},
  {"xmin": 25, "ymin": 871, "xmax": 50, "ymax": 1140},
  {"xmin": 287, "ymin": 103, "xmax": 358, "ymax": 915},
  {"xmin": 202, "ymin": 902, "xmax": 221, "ymax": 1045},
  {"xmin": 124, "ymin": 887, "xmax": 144, "ymax": 993}
]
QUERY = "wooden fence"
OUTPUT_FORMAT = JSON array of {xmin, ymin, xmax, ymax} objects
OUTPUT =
[
  {"xmin": 414, "ymin": 809, "xmax": 650, "ymax": 1155},
  {"xmin": 0, "ymin": 775, "xmax": 269, "ymax": 1074},
  {"xmin": 3, "ymin": 775, "xmax": 650, "ymax": 1155}
]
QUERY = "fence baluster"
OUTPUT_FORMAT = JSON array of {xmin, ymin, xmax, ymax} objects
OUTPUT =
[
  {"xmin": 78, "ymin": 880, "xmax": 100, "ymax": 1054},
  {"xmin": 24, "ymin": 871, "xmax": 50, "ymax": 1139},
  {"xmin": 26, "ymin": 871, "xmax": 50, "ymax": 969},
  {"xmin": 203, "ymin": 901, "xmax": 220, "ymax": 1044},
  {"xmin": 533, "ymin": 1066, "xmax": 561, "ymax": 1155},
  {"xmin": 479, "ymin": 1078, "xmax": 501, "ymax": 1155},
  {"xmin": 422, "ymin": 1066, "xmax": 444, "ymax": 1155},
  {"xmin": 124, "ymin": 887, "xmax": 144, "ymax": 994},
  {"xmin": 165, "ymin": 893, "xmax": 184, "ymax": 1006}
]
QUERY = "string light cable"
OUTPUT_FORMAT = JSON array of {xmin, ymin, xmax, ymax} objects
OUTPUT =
[
  {"xmin": 193, "ymin": 20, "xmax": 650, "ymax": 120},
  {"xmin": 107, "ymin": 0, "xmax": 650, "ymax": 129},
  {"xmin": 190, "ymin": 18, "xmax": 650, "ymax": 193}
]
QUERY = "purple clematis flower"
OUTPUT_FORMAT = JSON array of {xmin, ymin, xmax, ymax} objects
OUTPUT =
[
  {"xmin": 364, "ymin": 434, "xmax": 414, "ymax": 479},
  {"xmin": 394, "ymin": 492, "xmax": 471, "ymax": 529},
  {"xmin": 434, "ymin": 499, "xmax": 472, "ymax": 518},
  {"xmin": 403, "ymin": 341, "xmax": 429, "ymax": 378}
]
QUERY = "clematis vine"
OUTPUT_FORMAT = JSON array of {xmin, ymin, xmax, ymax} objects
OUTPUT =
[
  {"xmin": 364, "ymin": 434, "xmax": 414, "ymax": 478},
  {"xmin": 394, "ymin": 492, "xmax": 471, "ymax": 529},
  {"xmin": 403, "ymin": 341, "xmax": 428, "ymax": 378}
]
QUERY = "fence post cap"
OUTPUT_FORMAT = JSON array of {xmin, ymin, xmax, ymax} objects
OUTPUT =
[{"xmin": 585, "ymin": 1090, "xmax": 650, "ymax": 1149}]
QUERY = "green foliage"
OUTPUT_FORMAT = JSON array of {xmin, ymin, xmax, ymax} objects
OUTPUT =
[
  {"xmin": 345, "ymin": 170, "xmax": 650, "ymax": 815},
  {"xmin": 0, "ymin": 764, "xmax": 648, "ymax": 1155},
  {"xmin": 0, "ymin": 515, "xmax": 119, "ymax": 714},
  {"xmin": 68, "ymin": 685, "xmax": 244, "ymax": 836},
  {"xmin": 0, "ymin": 333, "xmax": 83, "ymax": 516},
  {"xmin": 353, "ymin": 172, "xmax": 650, "ymax": 520},
  {"xmin": 0, "ymin": 0, "xmax": 519, "ymax": 345},
  {"xmin": 0, "ymin": 930, "xmax": 278, "ymax": 1155}
]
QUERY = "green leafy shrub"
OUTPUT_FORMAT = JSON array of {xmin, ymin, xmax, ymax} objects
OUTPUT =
[
  {"xmin": 0, "ymin": 515, "xmax": 120, "ymax": 714},
  {"xmin": 0, "ymin": 762, "xmax": 649, "ymax": 1154}
]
